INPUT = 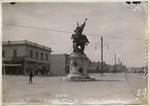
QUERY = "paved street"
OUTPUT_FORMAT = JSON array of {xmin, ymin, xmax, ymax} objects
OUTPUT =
[{"xmin": 2, "ymin": 73, "xmax": 147, "ymax": 105}]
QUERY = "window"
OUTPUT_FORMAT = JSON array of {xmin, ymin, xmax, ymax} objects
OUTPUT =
[
  {"xmin": 35, "ymin": 52, "xmax": 38, "ymax": 59},
  {"xmin": 46, "ymin": 54, "xmax": 48, "ymax": 60},
  {"xmin": 13, "ymin": 49, "xmax": 17, "ymax": 57},
  {"xmin": 2, "ymin": 50, "xmax": 5, "ymax": 57},
  {"xmin": 30, "ymin": 50, "xmax": 33, "ymax": 58},
  {"xmin": 41, "ymin": 53, "xmax": 43, "ymax": 59}
]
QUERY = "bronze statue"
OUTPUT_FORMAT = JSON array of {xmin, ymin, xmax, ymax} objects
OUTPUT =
[{"xmin": 71, "ymin": 18, "xmax": 90, "ymax": 53}]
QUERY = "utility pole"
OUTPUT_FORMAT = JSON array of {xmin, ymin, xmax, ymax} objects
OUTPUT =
[
  {"xmin": 114, "ymin": 54, "xmax": 117, "ymax": 73},
  {"xmin": 96, "ymin": 37, "xmax": 108, "ymax": 76},
  {"xmin": 101, "ymin": 37, "xmax": 103, "ymax": 76}
]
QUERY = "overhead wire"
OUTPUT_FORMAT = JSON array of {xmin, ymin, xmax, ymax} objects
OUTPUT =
[{"xmin": 3, "ymin": 22, "xmax": 145, "ymax": 41}]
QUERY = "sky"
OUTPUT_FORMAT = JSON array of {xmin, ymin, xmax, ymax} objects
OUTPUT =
[{"xmin": 2, "ymin": 2, "xmax": 147, "ymax": 67}]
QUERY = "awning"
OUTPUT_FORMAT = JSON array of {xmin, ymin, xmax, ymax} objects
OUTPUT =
[{"xmin": 3, "ymin": 64, "xmax": 22, "ymax": 66}]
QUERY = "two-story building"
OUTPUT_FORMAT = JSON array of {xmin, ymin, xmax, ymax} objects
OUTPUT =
[{"xmin": 2, "ymin": 40, "xmax": 52, "ymax": 75}]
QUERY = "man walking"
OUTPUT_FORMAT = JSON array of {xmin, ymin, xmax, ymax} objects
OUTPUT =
[{"xmin": 28, "ymin": 71, "xmax": 34, "ymax": 84}]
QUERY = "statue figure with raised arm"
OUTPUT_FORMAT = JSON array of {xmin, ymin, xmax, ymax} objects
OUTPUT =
[{"xmin": 71, "ymin": 18, "xmax": 90, "ymax": 53}]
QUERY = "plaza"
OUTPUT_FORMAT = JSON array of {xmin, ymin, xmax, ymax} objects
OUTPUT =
[{"xmin": 2, "ymin": 73, "xmax": 147, "ymax": 105}]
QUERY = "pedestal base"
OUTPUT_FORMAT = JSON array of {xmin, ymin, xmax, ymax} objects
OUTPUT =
[
  {"xmin": 62, "ymin": 52, "xmax": 95, "ymax": 82},
  {"xmin": 68, "ymin": 73, "xmax": 90, "ymax": 79}
]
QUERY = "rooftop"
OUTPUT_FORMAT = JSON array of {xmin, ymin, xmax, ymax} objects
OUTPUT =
[{"xmin": 2, "ymin": 40, "xmax": 52, "ymax": 52}]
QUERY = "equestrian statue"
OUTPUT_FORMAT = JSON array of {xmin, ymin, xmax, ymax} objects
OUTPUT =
[{"xmin": 71, "ymin": 18, "xmax": 90, "ymax": 53}]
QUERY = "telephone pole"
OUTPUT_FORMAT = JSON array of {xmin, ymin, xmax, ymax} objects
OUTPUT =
[
  {"xmin": 96, "ymin": 37, "xmax": 108, "ymax": 76},
  {"xmin": 101, "ymin": 37, "xmax": 103, "ymax": 76},
  {"xmin": 114, "ymin": 54, "xmax": 117, "ymax": 73}
]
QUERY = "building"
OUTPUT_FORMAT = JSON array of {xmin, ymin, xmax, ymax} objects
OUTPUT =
[
  {"xmin": 2, "ymin": 40, "xmax": 52, "ymax": 75},
  {"xmin": 130, "ymin": 67, "xmax": 144, "ymax": 73},
  {"xmin": 50, "ymin": 54, "xmax": 70, "ymax": 75},
  {"xmin": 89, "ymin": 61, "xmax": 109, "ymax": 73}
]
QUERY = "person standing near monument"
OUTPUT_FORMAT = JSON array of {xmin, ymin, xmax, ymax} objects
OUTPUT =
[{"xmin": 28, "ymin": 71, "xmax": 34, "ymax": 84}]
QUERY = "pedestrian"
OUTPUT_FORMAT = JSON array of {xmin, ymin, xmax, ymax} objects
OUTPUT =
[
  {"xmin": 28, "ymin": 71, "xmax": 34, "ymax": 84},
  {"xmin": 10, "ymin": 72, "xmax": 12, "ymax": 76},
  {"xmin": 16, "ymin": 69, "xmax": 19, "ymax": 76}
]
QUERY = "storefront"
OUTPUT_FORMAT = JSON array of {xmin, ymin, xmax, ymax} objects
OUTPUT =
[
  {"xmin": 24, "ymin": 61, "xmax": 50, "ymax": 75},
  {"xmin": 3, "ymin": 64, "xmax": 23, "ymax": 75}
]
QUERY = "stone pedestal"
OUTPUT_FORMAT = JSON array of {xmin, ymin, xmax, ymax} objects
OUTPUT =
[{"xmin": 61, "ymin": 52, "xmax": 95, "ymax": 81}]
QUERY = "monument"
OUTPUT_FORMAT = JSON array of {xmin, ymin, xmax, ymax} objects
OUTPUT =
[{"xmin": 62, "ymin": 18, "xmax": 95, "ymax": 81}]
